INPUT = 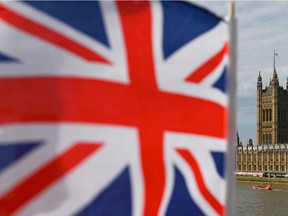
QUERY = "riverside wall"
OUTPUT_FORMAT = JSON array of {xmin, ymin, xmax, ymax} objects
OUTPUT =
[{"xmin": 237, "ymin": 176, "xmax": 288, "ymax": 183}]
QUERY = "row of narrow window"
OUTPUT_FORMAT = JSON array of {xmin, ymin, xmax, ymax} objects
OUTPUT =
[
  {"xmin": 239, "ymin": 165, "xmax": 285, "ymax": 172},
  {"xmin": 262, "ymin": 109, "xmax": 287, "ymax": 122},
  {"xmin": 263, "ymin": 109, "xmax": 272, "ymax": 122},
  {"xmin": 262, "ymin": 134, "xmax": 287, "ymax": 144},
  {"xmin": 239, "ymin": 154, "xmax": 285, "ymax": 161},
  {"xmin": 278, "ymin": 135, "xmax": 287, "ymax": 144},
  {"xmin": 262, "ymin": 133, "xmax": 272, "ymax": 144},
  {"xmin": 278, "ymin": 109, "xmax": 287, "ymax": 122}
]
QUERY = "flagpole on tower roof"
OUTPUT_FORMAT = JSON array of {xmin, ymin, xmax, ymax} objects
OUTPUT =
[
  {"xmin": 274, "ymin": 50, "xmax": 275, "ymax": 71},
  {"xmin": 273, "ymin": 49, "xmax": 278, "ymax": 73},
  {"xmin": 226, "ymin": 1, "xmax": 237, "ymax": 216}
]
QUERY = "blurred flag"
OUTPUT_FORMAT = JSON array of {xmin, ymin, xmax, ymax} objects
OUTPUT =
[{"xmin": 0, "ymin": 1, "xmax": 233, "ymax": 215}]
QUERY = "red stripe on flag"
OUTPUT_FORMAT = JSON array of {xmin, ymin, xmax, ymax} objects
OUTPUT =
[
  {"xmin": 0, "ymin": 4, "xmax": 110, "ymax": 63},
  {"xmin": 0, "ymin": 143, "xmax": 102, "ymax": 215},
  {"xmin": 0, "ymin": 77, "xmax": 227, "ymax": 138},
  {"xmin": 186, "ymin": 43, "xmax": 228, "ymax": 83},
  {"xmin": 176, "ymin": 149, "xmax": 225, "ymax": 216},
  {"xmin": 117, "ymin": 2, "xmax": 165, "ymax": 215}
]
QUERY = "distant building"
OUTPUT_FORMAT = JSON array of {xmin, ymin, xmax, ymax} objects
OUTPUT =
[
  {"xmin": 256, "ymin": 69, "xmax": 288, "ymax": 145},
  {"xmin": 236, "ymin": 143, "xmax": 288, "ymax": 172},
  {"xmin": 237, "ymin": 52, "xmax": 288, "ymax": 172}
]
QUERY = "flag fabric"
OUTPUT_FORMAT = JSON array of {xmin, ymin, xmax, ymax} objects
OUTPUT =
[{"xmin": 0, "ymin": 1, "xmax": 230, "ymax": 216}]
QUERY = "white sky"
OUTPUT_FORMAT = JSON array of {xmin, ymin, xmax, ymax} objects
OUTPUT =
[{"xmin": 195, "ymin": 1, "xmax": 288, "ymax": 145}]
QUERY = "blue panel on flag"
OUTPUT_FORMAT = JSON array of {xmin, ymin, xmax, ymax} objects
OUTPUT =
[
  {"xmin": 76, "ymin": 167, "xmax": 131, "ymax": 216},
  {"xmin": 162, "ymin": 1, "xmax": 220, "ymax": 59},
  {"xmin": 0, "ymin": 141, "xmax": 42, "ymax": 172},
  {"xmin": 0, "ymin": 52, "xmax": 18, "ymax": 62},
  {"xmin": 211, "ymin": 152, "xmax": 225, "ymax": 178},
  {"xmin": 166, "ymin": 167, "xmax": 205, "ymax": 216},
  {"xmin": 25, "ymin": 1, "xmax": 110, "ymax": 47},
  {"xmin": 213, "ymin": 66, "xmax": 227, "ymax": 93}
]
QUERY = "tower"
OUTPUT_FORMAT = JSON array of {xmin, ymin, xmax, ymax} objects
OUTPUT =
[
  {"xmin": 256, "ymin": 71, "xmax": 263, "ymax": 145},
  {"xmin": 270, "ymin": 65, "xmax": 279, "ymax": 144},
  {"xmin": 256, "ymin": 51, "xmax": 288, "ymax": 145}
]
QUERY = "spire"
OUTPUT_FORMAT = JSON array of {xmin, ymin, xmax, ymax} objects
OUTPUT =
[
  {"xmin": 257, "ymin": 71, "xmax": 262, "ymax": 90},
  {"xmin": 272, "ymin": 50, "xmax": 278, "ymax": 82},
  {"xmin": 257, "ymin": 71, "xmax": 262, "ymax": 82},
  {"xmin": 273, "ymin": 49, "xmax": 278, "ymax": 74}
]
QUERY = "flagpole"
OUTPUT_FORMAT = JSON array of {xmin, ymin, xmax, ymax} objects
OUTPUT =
[
  {"xmin": 273, "ymin": 49, "xmax": 278, "ymax": 73},
  {"xmin": 273, "ymin": 49, "xmax": 275, "ymax": 71},
  {"xmin": 226, "ymin": 2, "xmax": 237, "ymax": 216}
]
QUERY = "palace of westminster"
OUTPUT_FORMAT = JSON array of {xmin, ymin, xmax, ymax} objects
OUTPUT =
[{"xmin": 236, "ymin": 58, "xmax": 288, "ymax": 173}]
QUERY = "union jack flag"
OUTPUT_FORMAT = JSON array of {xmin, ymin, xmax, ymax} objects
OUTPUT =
[{"xmin": 0, "ymin": 1, "xmax": 230, "ymax": 216}]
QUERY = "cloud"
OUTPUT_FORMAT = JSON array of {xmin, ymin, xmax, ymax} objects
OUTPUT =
[{"xmin": 196, "ymin": 1, "xmax": 288, "ymax": 144}]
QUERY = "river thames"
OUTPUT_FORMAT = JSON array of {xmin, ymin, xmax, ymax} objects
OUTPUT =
[{"xmin": 237, "ymin": 182, "xmax": 288, "ymax": 215}]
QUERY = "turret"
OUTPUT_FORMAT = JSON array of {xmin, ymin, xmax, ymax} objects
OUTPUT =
[
  {"xmin": 271, "ymin": 50, "xmax": 279, "ymax": 86},
  {"xmin": 247, "ymin": 138, "xmax": 253, "ymax": 147},
  {"xmin": 237, "ymin": 131, "xmax": 242, "ymax": 147},
  {"xmin": 271, "ymin": 50, "xmax": 279, "ymax": 145},
  {"xmin": 257, "ymin": 71, "xmax": 262, "ymax": 89},
  {"xmin": 257, "ymin": 71, "xmax": 263, "ymax": 145},
  {"xmin": 271, "ymin": 70, "xmax": 279, "ymax": 86}
]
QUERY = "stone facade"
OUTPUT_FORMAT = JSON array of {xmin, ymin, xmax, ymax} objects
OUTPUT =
[
  {"xmin": 256, "ymin": 69, "xmax": 288, "ymax": 145},
  {"xmin": 236, "ymin": 144, "xmax": 288, "ymax": 172},
  {"xmin": 237, "ymin": 63, "xmax": 288, "ymax": 172}
]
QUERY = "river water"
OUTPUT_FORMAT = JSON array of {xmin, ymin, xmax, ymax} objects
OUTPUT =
[{"xmin": 237, "ymin": 182, "xmax": 288, "ymax": 215}]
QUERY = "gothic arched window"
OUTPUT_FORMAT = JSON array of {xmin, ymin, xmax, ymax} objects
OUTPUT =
[
  {"xmin": 269, "ymin": 134, "xmax": 272, "ymax": 144},
  {"xmin": 269, "ymin": 109, "xmax": 272, "ymax": 121}
]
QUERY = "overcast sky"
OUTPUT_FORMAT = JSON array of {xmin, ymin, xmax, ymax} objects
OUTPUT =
[{"xmin": 195, "ymin": 1, "xmax": 288, "ymax": 145}]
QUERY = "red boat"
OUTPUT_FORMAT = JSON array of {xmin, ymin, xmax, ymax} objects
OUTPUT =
[{"xmin": 252, "ymin": 184, "xmax": 272, "ymax": 190}]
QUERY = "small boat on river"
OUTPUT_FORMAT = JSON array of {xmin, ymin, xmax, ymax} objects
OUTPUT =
[{"xmin": 252, "ymin": 184, "xmax": 272, "ymax": 190}]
